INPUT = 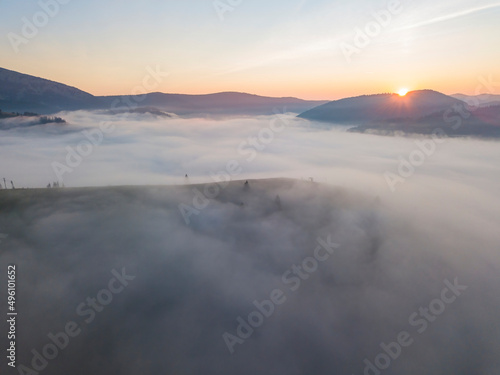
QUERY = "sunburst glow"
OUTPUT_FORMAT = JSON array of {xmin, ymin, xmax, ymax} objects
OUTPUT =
[{"xmin": 398, "ymin": 88, "xmax": 409, "ymax": 96}]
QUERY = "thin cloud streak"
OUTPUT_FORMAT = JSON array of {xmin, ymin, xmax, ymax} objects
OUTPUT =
[
  {"xmin": 215, "ymin": 38, "xmax": 341, "ymax": 76},
  {"xmin": 397, "ymin": 2, "xmax": 500, "ymax": 30}
]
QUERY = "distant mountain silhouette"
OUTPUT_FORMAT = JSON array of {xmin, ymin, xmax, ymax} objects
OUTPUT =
[
  {"xmin": 451, "ymin": 93, "xmax": 500, "ymax": 108},
  {"xmin": 94, "ymin": 91, "xmax": 328, "ymax": 116},
  {"xmin": 0, "ymin": 67, "xmax": 97, "ymax": 113},
  {"xmin": 298, "ymin": 90, "xmax": 500, "ymax": 138},
  {"xmin": 298, "ymin": 90, "xmax": 463, "ymax": 123},
  {"xmin": 2, "ymin": 67, "xmax": 498, "ymax": 137},
  {"xmin": 0, "ymin": 67, "xmax": 326, "ymax": 116}
]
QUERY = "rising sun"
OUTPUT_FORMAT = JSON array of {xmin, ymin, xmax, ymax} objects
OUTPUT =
[{"xmin": 398, "ymin": 88, "xmax": 409, "ymax": 96}]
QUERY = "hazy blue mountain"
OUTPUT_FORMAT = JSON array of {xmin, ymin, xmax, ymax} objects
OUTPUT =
[
  {"xmin": 298, "ymin": 90, "xmax": 500, "ymax": 137},
  {"xmin": 0, "ymin": 67, "xmax": 326, "ymax": 116},
  {"xmin": 298, "ymin": 90, "xmax": 464, "ymax": 123},
  {"xmin": 0, "ymin": 67, "xmax": 97, "ymax": 113},
  {"xmin": 96, "ymin": 92, "xmax": 328, "ymax": 116},
  {"xmin": 451, "ymin": 93, "xmax": 500, "ymax": 107}
]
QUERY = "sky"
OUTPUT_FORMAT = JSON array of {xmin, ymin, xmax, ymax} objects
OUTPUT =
[{"xmin": 1, "ymin": 0, "xmax": 500, "ymax": 99}]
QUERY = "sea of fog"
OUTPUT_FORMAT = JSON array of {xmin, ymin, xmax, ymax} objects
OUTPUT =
[
  {"xmin": 0, "ymin": 111, "xmax": 499, "ymax": 195},
  {"xmin": 0, "ymin": 112, "xmax": 499, "ymax": 374}
]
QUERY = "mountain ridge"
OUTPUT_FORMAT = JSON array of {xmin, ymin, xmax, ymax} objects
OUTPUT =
[
  {"xmin": 298, "ymin": 90, "xmax": 464, "ymax": 123},
  {"xmin": 298, "ymin": 90, "xmax": 500, "ymax": 137},
  {"xmin": 0, "ymin": 67, "xmax": 327, "ymax": 115}
]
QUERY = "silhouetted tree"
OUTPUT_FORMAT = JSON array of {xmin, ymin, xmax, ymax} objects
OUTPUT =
[
  {"xmin": 275, "ymin": 194, "xmax": 282, "ymax": 209},
  {"xmin": 39, "ymin": 116, "xmax": 65, "ymax": 124}
]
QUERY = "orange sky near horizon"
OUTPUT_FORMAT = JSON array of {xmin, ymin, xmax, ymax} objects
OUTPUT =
[{"xmin": 6, "ymin": 62, "xmax": 491, "ymax": 102}]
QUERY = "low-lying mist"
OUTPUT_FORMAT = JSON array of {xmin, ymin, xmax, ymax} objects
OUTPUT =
[{"xmin": 0, "ymin": 111, "xmax": 499, "ymax": 374}]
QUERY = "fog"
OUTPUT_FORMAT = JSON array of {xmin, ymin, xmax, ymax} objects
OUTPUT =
[{"xmin": 0, "ymin": 112, "xmax": 499, "ymax": 375}]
